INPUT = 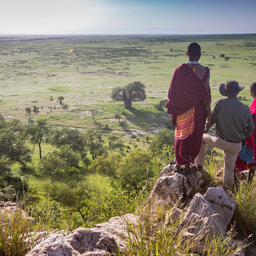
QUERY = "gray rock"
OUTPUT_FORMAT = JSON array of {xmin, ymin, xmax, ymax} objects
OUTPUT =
[
  {"xmin": 180, "ymin": 193, "xmax": 225, "ymax": 239},
  {"xmin": 93, "ymin": 214, "xmax": 138, "ymax": 252},
  {"xmin": 0, "ymin": 201, "xmax": 27, "ymax": 218},
  {"xmin": 26, "ymin": 214, "xmax": 138, "ymax": 256},
  {"xmin": 204, "ymin": 187, "xmax": 237, "ymax": 227},
  {"xmin": 26, "ymin": 233, "xmax": 77, "ymax": 256},
  {"xmin": 179, "ymin": 187, "xmax": 237, "ymax": 254},
  {"xmin": 158, "ymin": 164, "xmax": 174, "ymax": 177},
  {"xmin": 142, "ymin": 165, "xmax": 205, "ymax": 219},
  {"xmin": 144, "ymin": 173, "xmax": 188, "ymax": 215},
  {"xmin": 165, "ymin": 207, "xmax": 184, "ymax": 226}
]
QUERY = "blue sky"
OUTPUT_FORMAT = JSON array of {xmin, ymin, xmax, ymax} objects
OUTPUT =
[{"xmin": 0, "ymin": 0, "xmax": 255, "ymax": 34}]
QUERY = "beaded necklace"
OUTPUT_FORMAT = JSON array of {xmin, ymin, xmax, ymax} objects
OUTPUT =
[{"xmin": 187, "ymin": 61, "xmax": 200, "ymax": 65}]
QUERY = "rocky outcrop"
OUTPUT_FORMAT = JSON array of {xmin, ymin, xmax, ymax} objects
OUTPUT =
[
  {"xmin": 26, "ymin": 214, "xmax": 138, "ymax": 256},
  {"xmin": 26, "ymin": 164, "xmax": 253, "ymax": 255},
  {"xmin": 144, "ymin": 164, "xmax": 204, "ymax": 216}
]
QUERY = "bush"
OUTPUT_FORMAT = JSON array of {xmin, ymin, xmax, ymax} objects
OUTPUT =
[
  {"xmin": 50, "ymin": 182, "xmax": 102, "ymax": 227},
  {"xmin": 149, "ymin": 128, "xmax": 175, "ymax": 155},
  {"xmin": 118, "ymin": 150, "xmax": 154, "ymax": 195},
  {"xmin": 154, "ymin": 100, "xmax": 167, "ymax": 111},
  {"xmin": 28, "ymin": 198, "xmax": 64, "ymax": 229},
  {"xmin": 89, "ymin": 153, "xmax": 121, "ymax": 177}
]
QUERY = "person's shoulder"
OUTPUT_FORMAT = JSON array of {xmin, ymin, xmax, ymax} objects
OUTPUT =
[
  {"xmin": 212, "ymin": 98, "xmax": 222, "ymax": 108},
  {"xmin": 215, "ymin": 98, "xmax": 225, "ymax": 104},
  {"xmin": 241, "ymin": 101, "xmax": 251, "ymax": 111},
  {"xmin": 176, "ymin": 63, "xmax": 187, "ymax": 72},
  {"xmin": 236, "ymin": 99, "xmax": 251, "ymax": 113},
  {"xmin": 198, "ymin": 64, "xmax": 209, "ymax": 71}
]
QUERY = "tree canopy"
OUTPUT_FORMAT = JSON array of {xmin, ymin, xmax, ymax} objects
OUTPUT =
[{"xmin": 111, "ymin": 81, "xmax": 146, "ymax": 109}]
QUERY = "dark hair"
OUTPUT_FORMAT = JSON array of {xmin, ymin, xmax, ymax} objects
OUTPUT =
[
  {"xmin": 187, "ymin": 42, "xmax": 201, "ymax": 57},
  {"xmin": 250, "ymin": 82, "xmax": 256, "ymax": 94}
]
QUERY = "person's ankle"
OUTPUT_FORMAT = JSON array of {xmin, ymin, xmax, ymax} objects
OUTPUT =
[{"xmin": 197, "ymin": 165, "xmax": 203, "ymax": 170}]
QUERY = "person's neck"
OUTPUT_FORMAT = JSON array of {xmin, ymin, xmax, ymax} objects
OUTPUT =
[{"xmin": 187, "ymin": 60, "xmax": 199, "ymax": 65}]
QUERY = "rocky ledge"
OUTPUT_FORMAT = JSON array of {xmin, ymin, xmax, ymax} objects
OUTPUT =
[{"xmin": 25, "ymin": 164, "xmax": 255, "ymax": 256}]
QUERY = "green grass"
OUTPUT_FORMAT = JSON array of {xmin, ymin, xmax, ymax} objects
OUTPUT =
[
  {"xmin": 233, "ymin": 179, "xmax": 256, "ymax": 235},
  {"xmin": 86, "ymin": 173, "xmax": 113, "ymax": 193}
]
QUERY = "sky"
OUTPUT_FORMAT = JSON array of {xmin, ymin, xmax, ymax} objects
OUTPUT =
[{"xmin": 0, "ymin": 0, "xmax": 255, "ymax": 35}]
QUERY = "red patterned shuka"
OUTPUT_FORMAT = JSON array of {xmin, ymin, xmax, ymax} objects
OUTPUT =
[
  {"xmin": 166, "ymin": 63, "xmax": 210, "ymax": 165},
  {"xmin": 235, "ymin": 97, "xmax": 256, "ymax": 172}
]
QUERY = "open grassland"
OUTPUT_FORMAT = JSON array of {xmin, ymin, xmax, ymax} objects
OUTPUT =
[{"xmin": 0, "ymin": 34, "xmax": 256, "ymax": 136}]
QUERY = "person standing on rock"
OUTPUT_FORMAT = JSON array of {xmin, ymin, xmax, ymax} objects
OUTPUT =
[
  {"xmin": 195, "ymin": 81, "xmax": 254, "ymax": 192},
  {"xmin": 166, "ymin": 42, "xmax": 211, "ymax": 173}
]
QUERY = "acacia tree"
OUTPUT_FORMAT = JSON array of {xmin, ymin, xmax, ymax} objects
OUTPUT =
[
  {"xmin": 25, "ymin": 119, "xmax": 49, "ymax": 159},
  {"xmin": 51, "ymin": 128, "xmax": 86, "ymax": 153},
  {"xmin": 25, "ymin": 107, "xmax": 31, "ymax": 119},
  {"xmin": 85, "ymin": 129, "xmax": 105, "ymax": 159},
  {"xmin": 39, "ymin": 152, "xmax": 65, "ymax": 185},
  {"xmin": 111, "ymin": 81, "xmax": 146, "ymax": 109}
]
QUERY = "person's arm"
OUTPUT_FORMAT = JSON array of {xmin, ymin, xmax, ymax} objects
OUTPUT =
[
  {"xmin": 204, "ymin": 100, "xmax": 219, "ymax": 132},
  {"xmin": 245, "ymin": 114, "xmax": 255, "ymax": 138},
  {"xmin": 201, "ymin": 68, "xmax": 211, "ymax": 116}
]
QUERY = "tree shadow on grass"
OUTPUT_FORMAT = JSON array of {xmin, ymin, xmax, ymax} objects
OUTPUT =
[{"xmin": 123, "ymin": 108, "xmax": 174, "ymax": 132}]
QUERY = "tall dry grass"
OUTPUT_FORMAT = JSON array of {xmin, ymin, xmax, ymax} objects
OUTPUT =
[
  {"xmin": 0, "ymin": 210, "xmax": 42, "ymax": 256},
  {"xmin": 119, "ymin": 204, "xmax": 245, "ymax": 256}
]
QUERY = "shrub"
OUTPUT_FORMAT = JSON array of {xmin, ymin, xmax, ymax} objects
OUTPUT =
[
  {"xmin": 50, "ymin": 182, "xmax": 102, "ymax": 227},
  {"xmin": 154, "ymin": 100, "xmax": 167, "ymax": 111},
  {"xmin": 149, "ymin": 128, "xmax": 175, "ymax": 155},
  {"xmin": 28, "ymin": 198, "xmax": 64, "ymax": 229},
  {"xmin": 118, "ymin": 150, "xmax": 154, "ymax": 195},
  {"xmin": 89, "ymin": 153, "xmax": 121, "ymax": 177}
]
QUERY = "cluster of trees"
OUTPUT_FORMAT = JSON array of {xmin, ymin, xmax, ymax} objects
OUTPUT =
[{"xmin": 0, "ymin": 115, "xmax": 109, "ymax": 201}]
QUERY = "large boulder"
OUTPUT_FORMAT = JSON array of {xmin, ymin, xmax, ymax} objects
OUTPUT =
[
  {"xmin": 179, "ymin": 187, "xmax": 237, "ymax": 247},
  {"xmin": 143, "ymin": 164, "xmax": 204, "ymax": 216},
  {"xmin": 26, "ymin": 214, "xmax": 138, "ymax": 256}
]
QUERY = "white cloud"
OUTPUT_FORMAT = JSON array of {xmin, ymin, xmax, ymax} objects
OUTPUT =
[{"xmin": 0, "ymin": 0, "xmax": 106, "ymax": 34}]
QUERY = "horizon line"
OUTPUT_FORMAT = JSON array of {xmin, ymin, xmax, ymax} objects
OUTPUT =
[{"xmin": 0, "ymin": 32, "xmax": 255, "ymax": 37}]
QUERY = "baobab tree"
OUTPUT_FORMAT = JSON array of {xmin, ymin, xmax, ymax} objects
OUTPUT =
[
  {"xmin": 111, "ymin": 81, "xmax": 146, "ymax": 109},
  {"xmin": 58, "ymin": 96, "xmax": 64, "ymax": 105}
]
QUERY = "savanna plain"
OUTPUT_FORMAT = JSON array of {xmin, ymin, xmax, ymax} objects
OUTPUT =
[{"xmin": 0, "ymin": 34, "xmax": 256, "ymax": 255}]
